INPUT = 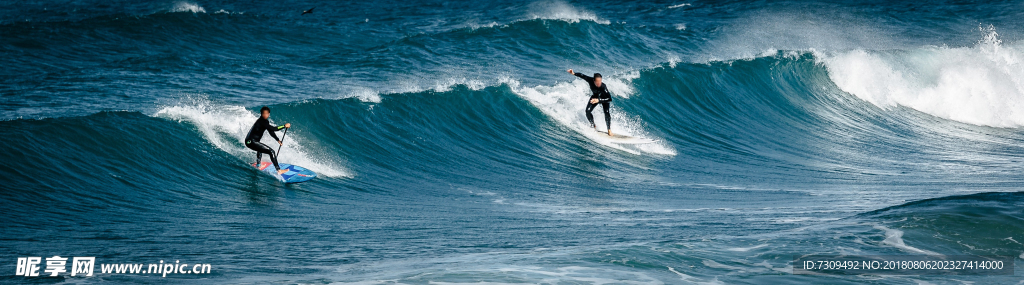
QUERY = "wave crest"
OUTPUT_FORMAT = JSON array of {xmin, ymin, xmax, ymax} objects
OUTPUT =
[
  {"xmin": 170, "ymin": 1, "xmax": 206, "ymax": 13},
  {"xmin": 527, "ymin": 1, "xmax": 610, "ymax": 24},
  {"xmin": 821, "ymin": 25, "xmax": 1024, "ymax": 128}
]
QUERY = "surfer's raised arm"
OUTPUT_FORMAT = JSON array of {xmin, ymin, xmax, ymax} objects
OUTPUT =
[{"xmin": 568, "ymin": 69, "xmax": 594, "ymax": 83}]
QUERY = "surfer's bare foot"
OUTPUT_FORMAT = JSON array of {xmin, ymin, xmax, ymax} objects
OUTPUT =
[
  {"xmin": 607, "ymin": 130, "xmax": 613, "ymax": 136},
  {"xmin": 277, "ymin": 169, "xmax": 288, "ymax": 175}
]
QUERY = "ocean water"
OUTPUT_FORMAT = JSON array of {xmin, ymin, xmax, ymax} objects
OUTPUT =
[{"xmin": 3, "ymin": 0, "xmax": 1024, "ymax": 283}]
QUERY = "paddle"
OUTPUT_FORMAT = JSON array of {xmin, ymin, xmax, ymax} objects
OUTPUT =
[{"xmin": 276, "ymin": 127, "xmax": 289, "ymax": 157}]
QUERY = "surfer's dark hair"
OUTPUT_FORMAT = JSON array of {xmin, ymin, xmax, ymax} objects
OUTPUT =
[
  {"xmin": 593, "ymin": 73, "xmax": 602, "ymax": 78},
  {"xmin": 260, "ymin": 106, "xmax": 270, "ymax": 113}
]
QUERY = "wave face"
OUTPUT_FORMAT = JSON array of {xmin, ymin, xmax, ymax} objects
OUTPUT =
[{"xmin": 4, "ymin": 0, "xmax": 1024, "ymax": 283}]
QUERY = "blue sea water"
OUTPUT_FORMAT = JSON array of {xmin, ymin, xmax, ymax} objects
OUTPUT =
[{"xmin": 4, "ymin": 0, "xmax": 1024, "ymax": 283}]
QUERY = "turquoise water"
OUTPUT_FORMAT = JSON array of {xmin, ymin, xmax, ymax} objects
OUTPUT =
[{"xmin": 3, "ymin": 0, "xmax": 1024, "ymax": 283}]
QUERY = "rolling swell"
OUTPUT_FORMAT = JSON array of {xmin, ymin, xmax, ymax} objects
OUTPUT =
[
  {"xmin": 629, "ymin": 52, "xmax": 1024, "ymax": 186},
  {"xmin": 0, "ymin": 5, "xmax": 376, "ymax": 119},
  {"xmin": 857, "ymin": 191, "xmax": 1024, "ymax": 257},
  {"xmin": 7, "ymin": 51, "xmax": 1024, "ymax": 193},
  {"xmin": 0, "ymin": 111, "xmax": 243, "ymax": 230},
  {"xmin": 0, "ymin": 2, "xmax": 689, "ymax": 119}
]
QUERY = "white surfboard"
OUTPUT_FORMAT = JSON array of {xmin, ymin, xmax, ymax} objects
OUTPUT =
[{"xmin": 596, "ymin": 131, "xmax": 656, "ymax": 144}]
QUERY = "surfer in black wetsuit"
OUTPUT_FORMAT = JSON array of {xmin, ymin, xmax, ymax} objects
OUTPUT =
[
  {"xmin": 245, "ymin": 106, "xmax": 291, "ymax": 175},
  {"xmin": 568, "ymin": 69, "xmax": 613, "ymax": 136}
]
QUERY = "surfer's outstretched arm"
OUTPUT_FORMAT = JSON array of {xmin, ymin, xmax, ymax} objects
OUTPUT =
[{"xmin": 568, "ymin": 69, "xmax": 594, "ymax": 83}]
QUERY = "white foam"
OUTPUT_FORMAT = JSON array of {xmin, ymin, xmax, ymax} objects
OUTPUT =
[
  {"xmin": 383, "ymin": 76, "xmax": 491, "ymax": 97},
  {"xmin": 821, "ymin": 26, "xmax": 1024, "ymax": 128},
  {"xmin": 347, "ymin": 87, "xmax": 383, "ymax": 103},
  {"xmin": 666, "ymin": 55, "xmax": 682, "ymax": 68},
  {"xmin": 332, "ymin": 264, "xmax": 664, "ymax": 285},
  {"xmin": 170, "ymin": 1, "xmax": 206, "ymax": 13},
  {"xmin": 527, "ymin": 1, "xmax": 610, "ymax": 25},
  {"xmin": 154, "ymin": 102, "xmax": 350, "ymax": 178},
  {"xmin": 911, "ymin": 279, "xmax": 937, "ymax": 285},
  {"xmin": 459, "ymin": 1, "xmax": 607, "ymax": 31},
  {"xmin": 701, "ymin": 260, "xmax": 746, "ymax": 271},
  {"xmin": 1003, "ymin": 237, "xmax": 1021, "ymax": 245},
  {"xmin": 754, "ymin": 260, "xmax": 790, "ymax": 274},
  {"xmin": 435, "ymin": 77, "xmax": 489, "ymax": 92},
  {"xmin": 497, "ymin": 266, "xmax": 662, "ymax": 285},
  {"xmin": 213, "ymin": 9, "xmax": 241, "ymax": 15},
  {"xmin": 503, "ymin": 76, "xmax": 676, "ymax": 155},
  {"xmin": 468, "ymin": 21, "xmax": 504, "ymax": 30},
  {"xmin": 667, "ymin": 266, "xmax": 724, "ymax": 285},
  {"xmin": 667, "ymin": 3, "xmax": 691, "ymax": 9},
  {"xmin": 872, "ymin": 225, "xmax": 938, "ymax": 255},
  {"xmin": 725, "ymin": 244, "xmax": 768, "ymax": 252}
]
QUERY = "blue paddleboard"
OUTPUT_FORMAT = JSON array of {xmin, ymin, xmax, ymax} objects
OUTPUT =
[{"xmin": 253, "ymin": 162, "xmax": 317, "ymax": 183}]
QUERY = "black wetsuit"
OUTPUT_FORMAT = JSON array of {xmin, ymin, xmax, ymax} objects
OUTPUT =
[
  {"xmin": 245, "ymin": 117, "xmax": 286, "ymax": 170},
  {"xmin": 574, "ymin": 72, "xmax": 612, "ymax": 131}
]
